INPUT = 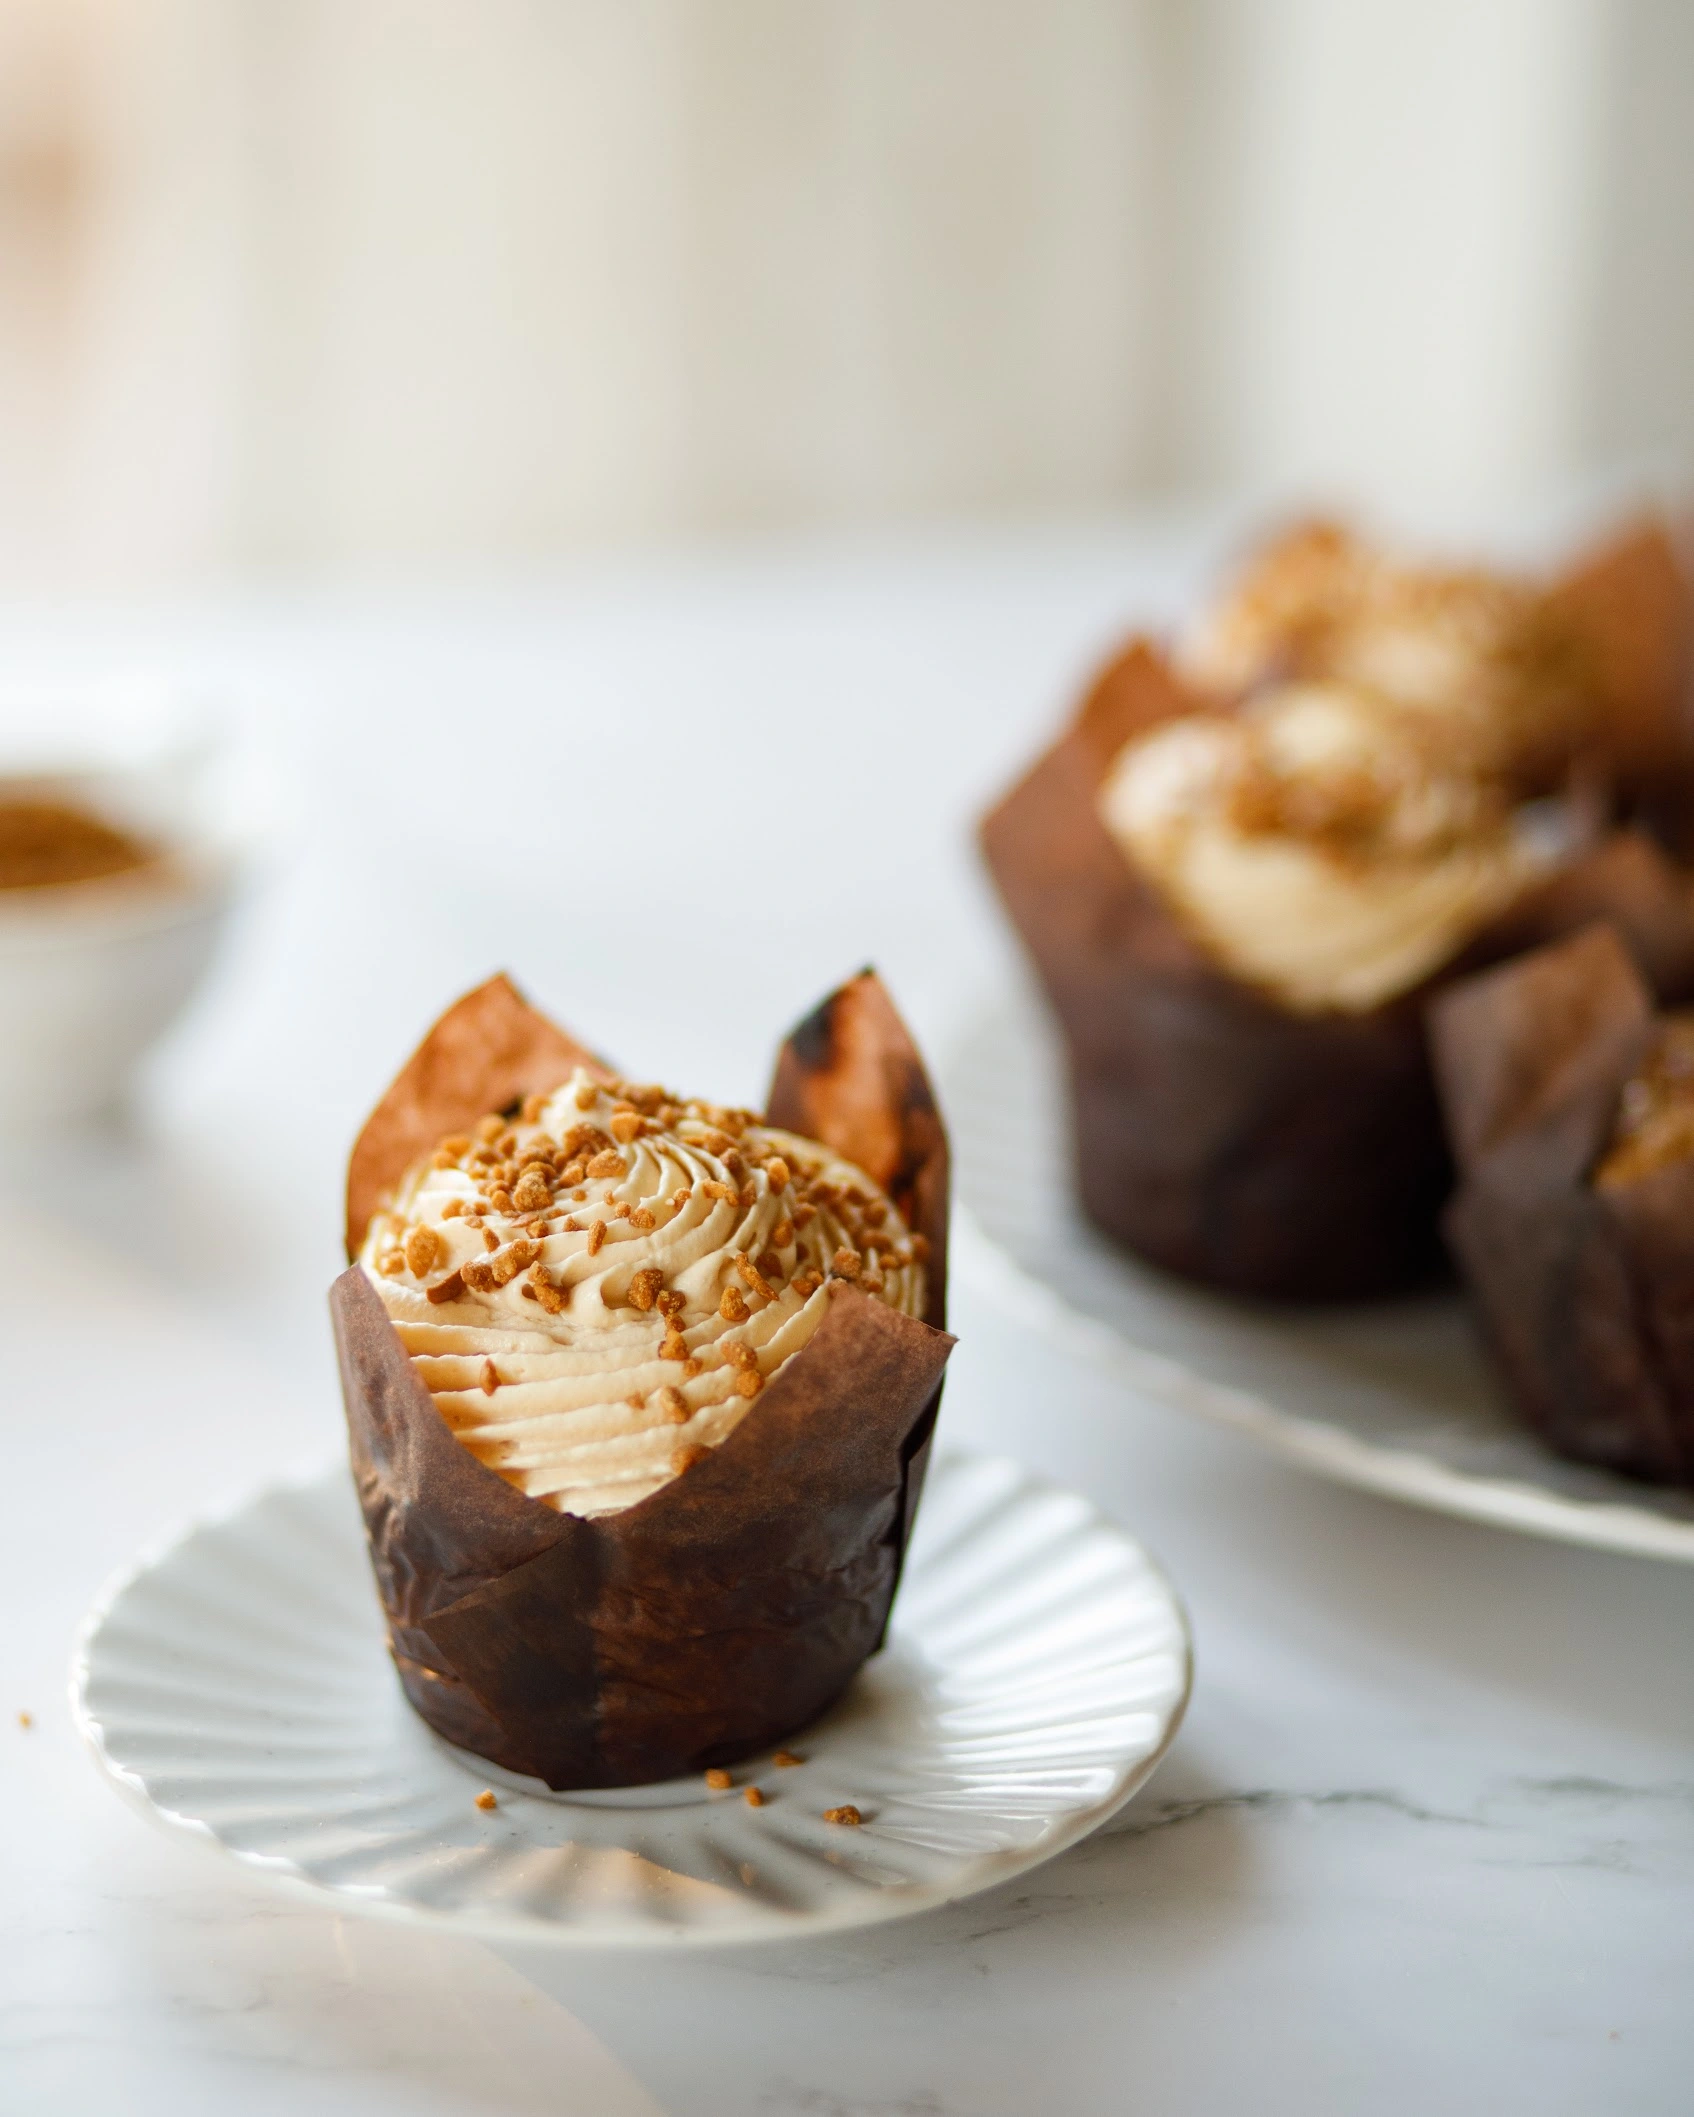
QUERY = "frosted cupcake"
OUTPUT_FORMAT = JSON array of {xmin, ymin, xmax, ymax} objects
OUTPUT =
[
  {"xmin": 982, "ymin": 532, "xmax": 1694, "ymax": 1298},
  {"xmin": 332, "ymin": 969, "xmax": 951, "ymax": 1788}
]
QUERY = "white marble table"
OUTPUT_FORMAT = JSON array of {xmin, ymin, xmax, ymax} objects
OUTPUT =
[{"xmin": 3, "ymin": 525, "xmax": 1691, "ymax": 2114}]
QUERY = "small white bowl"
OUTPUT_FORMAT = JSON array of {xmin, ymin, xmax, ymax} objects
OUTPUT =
[{"xmin": 0, "ymin": 686, "xmax": 254, "ymax": 1130}]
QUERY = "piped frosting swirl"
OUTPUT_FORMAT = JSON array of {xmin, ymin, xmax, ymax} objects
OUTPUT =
[
  {"xmin": 359, "ymin": 1069, "xmax": 927, "ymax": 1517},
  {"xmin": 1098, "ymin": 681, "xmax": 1561, "ymax": 1013}
]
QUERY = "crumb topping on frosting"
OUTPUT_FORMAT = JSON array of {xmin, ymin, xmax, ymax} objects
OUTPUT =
[
  {"xmin": 1175, "ymin": 522, "xmax": 1591, "ymax": 788},
  {"xmin": 1098, "ymin": 681, "xmax": 1563, "ymax": 1014},
  {"xmin": 1595, "ymin": 1015, "xmax": 1694, "ymax": 1191},
  {"xmin": 360, "ymin": 1069, "xmax": 927, "ymax": 1516}
]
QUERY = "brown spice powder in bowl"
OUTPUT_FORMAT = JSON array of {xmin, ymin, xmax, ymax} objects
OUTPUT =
[{"xmin": 0, "ymin": 795, "xmax": 157, "ymax": 891}]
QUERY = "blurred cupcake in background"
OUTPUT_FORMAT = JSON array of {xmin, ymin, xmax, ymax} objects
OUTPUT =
[{"xmin": 982, "ymin": 513, "xmax": 1694, "ymax": 1300}]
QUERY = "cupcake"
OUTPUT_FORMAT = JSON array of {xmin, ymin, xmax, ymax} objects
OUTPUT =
[
  {"xmin": 331, "ymin": 968, "xmax": 952, "ymax": 1788},
  {"xmin": 1431, "ymin": 923, "xmax": 1694, "ymax": 1485},
  {"xmin": 982, "ymin": 596, "xmax": 1694, "ymax": 1300}
]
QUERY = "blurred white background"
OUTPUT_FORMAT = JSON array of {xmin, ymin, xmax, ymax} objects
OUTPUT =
[{"xmin": 0, "ymin": 0, "xmax": 1690, "ymax": 587}]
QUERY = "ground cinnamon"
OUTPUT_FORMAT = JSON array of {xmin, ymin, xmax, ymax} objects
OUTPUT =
[{"xmin": 0, "ymin": 794, "xmax": 155, "ymax": 890}]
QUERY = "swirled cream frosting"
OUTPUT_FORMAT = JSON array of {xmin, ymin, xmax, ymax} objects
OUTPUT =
[
  {"xmin": 1098, "ymin": 681, "xmax": 1560, "ymax": 1014},
  {"xmin": 359, "ymin": 1070, "xmax": 927, "ymax": 1518}
]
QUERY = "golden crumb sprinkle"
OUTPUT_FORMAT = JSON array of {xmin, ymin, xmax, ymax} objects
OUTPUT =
[
  {"xmin": 701, "ymin": 1178, "xmax": 737, "ymax": 1204},
  {"xmin": 475, "ymin": 1788, "xmax": 498, "ymax": 1811},
  {"xmin": 476, "ymin": 1114, "xmax": 504, "ymax": 1142},
  {"xmin": 425, "ymin": 1268, "xmax": 465, "ymax": 1306},
  {"xmin": 659, "ymin": 1385, "xmax": 690, "ymax": 1423},
  {"xmin": 773, "ymin": 1749, "xmax": 803, "ymax": 1768},
  {"xmin": 734, "ymin": 1369, "xmax": 764, "ymax": 1399},
  {"xmin": 832, "ymin": 1247, "xmax": 862, "ymax": 1279},
  {"xmin": 377, "ymin": 1251, "xmax": 405, "ymax": 1276},
  {"xmin": 610, "ymin": 1110, "xmax": 643, "ymax": 1144},
  {"xmin": 487, "ymin": 1238, "xmax": 540, "ymax": 1285},
  {"xmin": 771, "ymin": 1218, "xmax": 793, "ymax": 1249},
  {"xmin": 655, "ymin": 1288, "xmax": 686, "ymax": 1318},
  {"xmin": 480, "ymin": 1359, "xmax": 500, "ymax": 1395},
  {"xmin": 440, "ymin": 1134, "xmax": 472, "ymax": 1156},
  {"xmin": 764, "ymin": 1156, "xmax": 790, "ymax": 1191},
  {"xmin": 704, "ymin": 1767, "xmax": 732, "ymax": 1790},
  {"xmin": 575, "ymin": 1081, "xmax": 598, "ymax": 1111},
  {"xmin": 628, "ymin": 1205, "xmax": 656, "ymax": 1230},
  {"xmin": 671, "ymin": 1441, "xmax": 710, "ymax": 1475},
  {"xmin": 627, "ymin": 1266, "xmax": 665, "ymax": 1312},
  {"xmin": 719, "ymin": 1285, "xmax": 749, "ymax": 1324},
  {"xmin": 404, "ymin": 1225, "xmax": 441, "ymax": 1277},
  {"xmin": 587, "ymin": 1218, "xmax": 607, "ymax": 1256},
  {"xmin": 587, "ymin": 1149, "xmax": 627, "ymax": 1180},
  {"xmin": 660, "ymin": 1326, "xmax": 690, "ymax": 1362},
  {"xmin": 723, "ymin": 1338, "xmax": 759, "ymax": 1373},
  {"xmin": 743, "ymin": 1786, "xmax": 766, "ymax": 1808},
  {"xmin": 482, "ymin": 1227, "xmax": 500, "ymax": 1252},
  {"xmin": 735, "ymin": 1253, "xmax": 776, "ymax": 1301},
  {"xmin": 441, "ymin": 1197, "xmax": 466, "ymax": 1220},
  {"xmin": 520, "ymin": 1093, "xmax": 547, "ymax": 1123},
  {"xmin": 823, "ymin": 1805, "xmax": 862, "ymax": 1827},
  {"xmin": 512, "ymin": 1167, "xmax": 552, "ymax": 1213}
]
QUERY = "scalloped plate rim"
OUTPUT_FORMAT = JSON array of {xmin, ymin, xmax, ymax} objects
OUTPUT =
[
  {"xmin": 69, "ymin": 1449, "xmax": 1194, "ymax": 1951},
  {"xmin": 953, "ymin": 1209, "xmax": 1694, "ymax": 1566}
]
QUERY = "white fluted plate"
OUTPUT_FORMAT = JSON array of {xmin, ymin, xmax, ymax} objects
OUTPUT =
[
  {"xmin": 945, "ymin": 987, "xmax": 1694, "ymax": 1566},
  {"xmin": 71, "ymin": 1450, "xmax": 1191, "ymax": 1949}
]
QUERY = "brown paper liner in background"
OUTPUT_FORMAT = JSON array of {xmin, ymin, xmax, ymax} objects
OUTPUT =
[
  {"xmin": 332, "ymin": 970, "xmax": 954, "ymax": 1788},
  {"xmin": 1431, "ymin": 924, "xmax": 1694, "ymax": 1486},
  {"xmin": 980, "ymin": 634, "xmax": 1694, "ymax": 1301},
  {"xmin": 1548, "ymin": 514, "xmax": 1694, "ymax": 821}
]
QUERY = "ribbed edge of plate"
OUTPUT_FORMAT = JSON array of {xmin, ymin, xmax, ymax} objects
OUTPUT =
[{"xmin": 70, "ymin": 1449, "xmax": 1192, "ymax": 1949}]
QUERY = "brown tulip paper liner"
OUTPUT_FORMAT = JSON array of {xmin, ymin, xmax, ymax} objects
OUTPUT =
[
  {"xmin": 1431, "ymin": 923, "xmax": 1694, "ymax": 1486},
  {"xmin": 332, "ymin": 971, "xmax": 954, "ymax": 1788},
  {"xmin": 345, "ymin": 972, "xmax": 613, "ymax": 1262},
  {"xmin": 1547, "ymin": 514, "xmax": 1694, "ymax": 831},
  {"xmin": 980, "ymin": 645, "xmax": 1694, "ymax": 1301}
]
